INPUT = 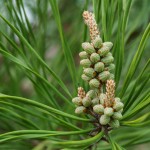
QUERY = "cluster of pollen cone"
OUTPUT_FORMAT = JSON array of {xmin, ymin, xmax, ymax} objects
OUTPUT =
[{"xmin": 72, "ymin": 11, "xmax": 124, "ymax": 128}]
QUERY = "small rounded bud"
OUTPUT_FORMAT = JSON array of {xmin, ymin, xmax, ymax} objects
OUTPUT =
[
  {"xmin": 82, "ymin": 42, "xmax": 95, "ymax": 54},
  {"xmin": 93, "ymin": 104, "xmax": 104, "ymax": 113},
  {"xmin": 104, "ymin": 107, "xmax": 114, "ymax": 116},
  {"xmin": 94, "ymin": 62, "xmax": 104, "ymax": 72},
  {"xmin": 82, "ymin": 97, "xmax": 92, "ymax": 107},
  {"xmin": 97, "ymin": 46, "xmax": 109, "ymax": 56},
  {"xmin": 94, "ymin": 89, "xmax": 99, "ymax": 94},
  {"xmin": 112, "ymin": 112, "xmax": 123, "ymax": 120},
  {"xmin": 93, "ymin": 37, "xmax": 102, "ymax": 48},
  {"xmin": 86, "ymin": 90, "xmax": 97, "ymax": 99},
  {"xmin": 83, "ymin": 68, "xmax": 96, "ymax": 78},
  {"xmin": 109, "ymin": 73, "xmax": 114, "ymax": 80},
  {"xmin": 113, "ymin": 102, "xmax": 124, "ymax": 111},
  {"xmin": 80, "ymin": 59, "xmax": 91, "ymax": 68},
  {"xmin": 81, "ymin": 74, "xmax": 91, "ymax": 81},
  {"xmin": 99, "ymin": 115, "xmax": 110, "ymax": 125},
  {"xmin": 105, "ymin": 64, "xmax": 115, "ymax": 72},
  {"xmin": 89, "ymin": 79, "xmax": 100, "ymax": 88},
  {"xmin": 72, "ymin": 97, "xmax": 82, "ymax": 106},
  {"xmin": 98, "ymin": 71, "xmax": 110, "ymax": 82},
  {"xmin": 99, "ymin": 93, "xmax": 107, "ymax": 104},
  {"xmin": 115, "ymin": 97, "xmax": 121, "ymax": 103},
  {"xmin": 103, "ymin": 42, "xmax": 113, "ymax": 50},
  {"xmin": 101, "ymin": 56, "xmax": 114, "ymax": 65},
  {"xmin": 110, "ymin": 119, "xmax": 120, "ymax": 128},
  {"xmin": 92, "ymin": 97, "xmax": 100, "ymax": 106},
  {"xmin": 75, "ymin": 106, "xmax": 86, "ymax": 114},
  {"xmin": 118, "ymin": 109, "xmax": 123, "ymax": 113},
  {"xmin": 90, "ymin": 53, "xmax": 100, "ymax": 63},
  {"xmin": 106, "ymin": 52, "xmax": 112, "ymax": 57},
  {"xmin": 79, "ymin": 51, "xmax": 88, "ymax": 59}
]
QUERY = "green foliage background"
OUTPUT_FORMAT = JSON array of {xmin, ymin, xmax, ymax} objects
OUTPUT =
[{"xmin": 0, "ymin": 0, "xmax": 150, "ymax": 149}]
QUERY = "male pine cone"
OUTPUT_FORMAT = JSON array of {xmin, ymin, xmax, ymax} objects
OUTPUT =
[{"xmin": 72, "ymin": 11, "xmax": 124, "ymax": 129}]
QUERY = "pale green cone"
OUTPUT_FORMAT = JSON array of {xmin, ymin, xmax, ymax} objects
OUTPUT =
[
  {"xmin": 82, "ymin": 42, "xmax": 95, "ymax": 54},
  {"xmin": 75, "ymin": 106, "xmax": 86, "ymax": 114},
  {"xmin": 115, "ymin": 97, "xmax": 121, "ymax": 103},
  {"xmin": 113, "ymin": 101, "xmax": 124, "ymax": 111},
  {"xmin": 106, "ymin": 52, "xmax": 112, "ymax": 57},
  {"xmin": 119, "ymin": 109, "xmax": 123, "ymax": 113},
  {"xmin": 90, "ymin": 53, "xmax": 100, "ymax": 63},
  {"xmin": 86, "ymin": 90, "xmax": 97, "ymax": 99},
  {"xmin": 97, "ymin": 46, "xmax": 109, "ymax": 56},
  {"xmin": 93, "ymin": 104, "xmax": 104, "ymax": 113},
  {"xmin": 83, "ymin": 68, "xmax": 96, "ymax": 78},
  {"xmin": 98, "ymin": 71, "xmax": 110, "ymax": 82},
  {"xmin": 80, "ymin": 59, "xmax": 91, "ymax": 68},
  {"xmin": 93, "ymin": 37, "xmax": 102, "ymax": 48},
  {"xmin": 101, "ymin": 56, "xmax": 114, "ymax": 65},
  {"xmin": 104, "ymin": 107, "xmax": 114, "ymax": 116},
  {"xmin": 105, "ymin": 64, "xmax": 115, "ymax": 72},
  {"xmin": 81, "ymin": 74, "xmax": 91, "ymax": 81},
  {"xmin": 89, "ymin": 79, "xmax": 100, "ymax": 88},
  {"xmin": 110, "ymin": 119, "xmax": 120, "ymax": 128},
  {"xmin": 94, "ymin": 62, "xmax": 104, "ymax": 72},
  {"xmin": 72, "ymin": 97, "xmax": 82, "ymax": 106},
  {"xmin": 79, "ymin": 51, "xmax": 88, "ymax": 59},
  {"xmin": 92, "ymin": 97, "xmax": 100, "ymax": 106},
  {"xmin": 82, "ymin": 97, "xmax": 92, "ymax": 107},
  {"xmin": 99, "ymin": 115, "xmax": 110, "ymax": 125},
  {"xmin": 109, "ymin": 73, "xmax": 114, "ymax": 80},
  {"xmin": 99, "ymin": 93, "xmax": 107, "ymax": 104},
  {"xmin": 112, "ymin": 112, "xmax": 123, "ymax": 120},
  {"xmin": 103, "ymin": 42, "xmax": 113, "ymax": 50}
]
